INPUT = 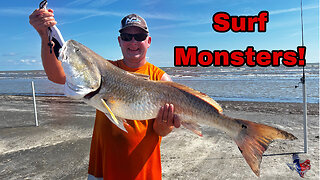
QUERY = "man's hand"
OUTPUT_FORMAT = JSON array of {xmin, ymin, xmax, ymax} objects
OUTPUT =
[
  {"xmin": 153, "ymin": 103, "xmax": 181, "ymax": 137},
  {"xmin": 29, "ymin": 8, "xmax": 56, "ymax": 38},
  {"xmin": 29, "ymin": 8, "xmax": 66, "ymax": 84}
]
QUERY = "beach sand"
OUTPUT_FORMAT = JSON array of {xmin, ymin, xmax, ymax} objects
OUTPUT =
[{"xmin": 0, "ymin": 95, "xmax": 318, "ymax": 179}]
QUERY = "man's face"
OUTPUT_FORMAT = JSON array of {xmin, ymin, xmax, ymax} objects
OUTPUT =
[{"xmin": 118, "ymin": 26, "xmax": 151, "ymax": 63}]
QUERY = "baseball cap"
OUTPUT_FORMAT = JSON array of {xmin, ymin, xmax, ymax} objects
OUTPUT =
[{"xmin": 119, "ymin": 14, "xmax": 149, "ymax": 33}]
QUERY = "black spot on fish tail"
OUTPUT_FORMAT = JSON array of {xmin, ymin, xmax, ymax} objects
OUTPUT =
[{"xmin": 242, "ymin": 124, "xmax": 247, "ymax": 129}]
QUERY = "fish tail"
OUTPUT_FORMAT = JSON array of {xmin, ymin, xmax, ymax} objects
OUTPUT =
[{"xmin": 233, "ymin": 118, "xmax": 297, "ymax": 177}]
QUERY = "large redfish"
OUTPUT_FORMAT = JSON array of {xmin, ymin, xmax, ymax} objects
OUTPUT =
[{"xmin": 59, "ymin": 40, "xmax": 297, "ymax": 176}]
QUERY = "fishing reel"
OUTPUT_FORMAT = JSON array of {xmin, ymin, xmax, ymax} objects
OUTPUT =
[{"xmin": 295, "ymin": 76, "xmax": 305, "ymax": 88}]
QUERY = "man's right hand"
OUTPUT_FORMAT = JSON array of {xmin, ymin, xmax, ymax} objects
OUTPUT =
[
  {"xmin": 29, "ymin": 8, "xmax": 66, "ymax": 84},
  {"xmin": 29, "ymin": 9, "xmax": 57, "ymax": 38}
]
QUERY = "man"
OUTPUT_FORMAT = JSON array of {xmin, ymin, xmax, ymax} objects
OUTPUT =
[{"xmin": 29, "ymin": 9, "xmax": 180, "ymax": 180}]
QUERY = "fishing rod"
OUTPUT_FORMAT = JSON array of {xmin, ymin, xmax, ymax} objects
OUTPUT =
[
  {"xmin": 258, "ymin": 1, "xmax": 308, "ymax": 160},
  {"xmin": 293, "ymin": 0, "xmax": 308, "ymax": 155},
  {"xmin": 298, "ymin": 0, "xmax": 308, "ymax": 154}
]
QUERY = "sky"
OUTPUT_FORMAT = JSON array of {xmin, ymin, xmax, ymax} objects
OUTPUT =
[{"xmin": 0, "ymin": 0, "xmax": 318, "ymax": 71}]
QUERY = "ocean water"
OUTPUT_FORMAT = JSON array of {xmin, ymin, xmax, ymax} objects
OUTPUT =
[{"xmin": 0, "ymin": 64, "xmax": 318, "ymax": 103}]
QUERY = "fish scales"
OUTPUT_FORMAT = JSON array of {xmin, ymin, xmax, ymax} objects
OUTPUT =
[{"xmin": 101, "ymin": 68, "xmax": 219, "ymax": 126}]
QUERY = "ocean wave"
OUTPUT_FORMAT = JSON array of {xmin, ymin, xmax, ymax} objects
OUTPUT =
[{"xmin": 0, "ymin": 67, "xmax": 318, "ymax": 103}]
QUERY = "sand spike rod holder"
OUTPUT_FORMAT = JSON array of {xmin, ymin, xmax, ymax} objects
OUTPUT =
[{"xmin": 31, "ymin": 81, "xmax": 39, "ymax": 127}]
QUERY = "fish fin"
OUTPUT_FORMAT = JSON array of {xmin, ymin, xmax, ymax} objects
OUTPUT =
[
  {"xmin": 101, "ymin": 99, "xmax": 128, "ymax": 133},
  {"xmin": 181, "ymin": 121, "xmax": 203, "ymax": 137},
  {"xmin": 233, "ymin": 118, "xmax": 297, "ymax": 177},
  {"xmin": 104, "ymin": 113, "xmax": 128, "ymax": 133},
  {"xmin": 128, "ymin": 72, "xmax": 150, "ymax": 80},
  {"xmin": 159, "ymin": 81, "xmax": 223, "ymax": 113}
]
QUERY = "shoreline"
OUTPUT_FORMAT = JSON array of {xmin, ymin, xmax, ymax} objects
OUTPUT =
[{"xmin": 0, "ymin": 95, "xmax": 318, "ymax": 115}]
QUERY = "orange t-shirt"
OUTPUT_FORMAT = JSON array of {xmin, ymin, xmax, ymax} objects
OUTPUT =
[{"xmin": 88, "ymin": 60, "xmax": 166, "ymax": 179}]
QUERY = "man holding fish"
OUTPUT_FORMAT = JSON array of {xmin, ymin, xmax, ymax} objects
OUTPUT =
[
  {"xmin": 29, "ymin": 8, "xmax": 181, "ymax": 180},
  {"xmin": 29, "ymin": 2, "xmax": 298, "ymax": 178}
]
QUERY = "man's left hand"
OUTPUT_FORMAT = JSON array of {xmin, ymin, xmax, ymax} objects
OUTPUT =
[{"xmin": 153, "ymin": 103, "xmax": 181, "ymax": 136}]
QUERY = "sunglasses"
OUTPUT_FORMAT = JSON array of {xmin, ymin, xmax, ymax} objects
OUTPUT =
[{"xmin": 120, "ymin": 33, "xmax": 148, "ymax": 42}]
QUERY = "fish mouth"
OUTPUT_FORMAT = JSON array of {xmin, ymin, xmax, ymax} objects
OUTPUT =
[
  {"xmin": 66, "ymin": 81, "xmax": 85, "ymax": 92},
  {"xmin": 64, "ymin": 77, "xmax": 102, "ymax": 100}
]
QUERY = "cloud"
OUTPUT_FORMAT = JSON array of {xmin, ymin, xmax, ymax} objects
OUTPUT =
[
  {"xmin": 55, "ymin": 8, "xmax": 124, "ymax": 25},
  {"xmin": 0, "ymin": 5, "xmax": 181, "ymax": 26},
  {"xmin": 0, "ymin": 7, "xmax": 34, "ymax": 16},
  {"xmin": 0, "ymin": 5, "xmax": 179, "ymax": 21},
  {"xmin": 89, "ymin": 0, "xmax": 118, "ymax": 7},
  {"xmin": 269, "ymin": 4, "xmax": 318, "ymax": 15},
  {"xmin": 136, "ymin": 12, "xmax": 180, "ymax": 21},
  {"xmin": 55, "ymin": 8, "xmax": 179, "ymax": 20},
  {"xmin": 2, "ymin": 52, "xmax": 17, "ymax": 57},
  {"xmin": 152, "ymin": 3, "xmax": 319, "ymax": 31},
  {"xmin": 67, "ymin": 0, "xmax": 92, "ymax": 6},
  {"xmin": 54, "ymin": 8, "xmax": 180, "ymax": 26},
  {"xmin": 68, "ymin": 30, "xmax": 98, "ymax": 39},
  {"xmin": 152, "ymin": 20, "xmax": 209, "ymax": 30},
  {"xmin": 139, "ymin": 0, "xmax": 161, "ymax": 7},
  {"xmin": 184, "ymin": 0, "xmax": 219, "ymax": 5},
  {"xmin": 19, "ymin": 59, "xmax": 40, "ymax": 65},
  {"xmin": 67, "ymin": 0, "xmax": 118, "ymax": 7},
  {"xmin": 289, "ymin": 26, "xmax": 319, "ymax": 38}
]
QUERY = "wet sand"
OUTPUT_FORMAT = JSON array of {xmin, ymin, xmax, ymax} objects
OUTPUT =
[{"xmin": 0, "ymin": 95, "xmax": 319, "ymax": 179}]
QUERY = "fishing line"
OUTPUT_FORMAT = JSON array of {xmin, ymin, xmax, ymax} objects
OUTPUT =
[{"xmin": 300, "ymin": 0, "xmax": 305, "ymax": 84}]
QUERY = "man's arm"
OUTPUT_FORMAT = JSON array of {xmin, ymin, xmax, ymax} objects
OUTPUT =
[
  {"xmin": 29, "ymin": 9, "xmax": 66, "ymax": 84},
  {"xmin": 153, "ymin": 73, "xmax": 181, "ymax": 136}
]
